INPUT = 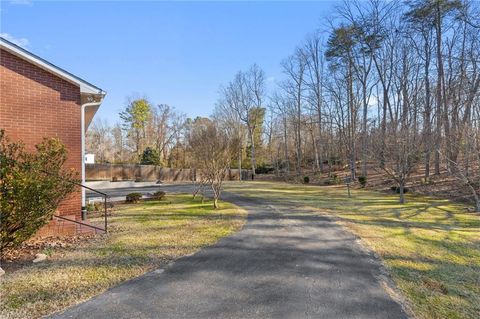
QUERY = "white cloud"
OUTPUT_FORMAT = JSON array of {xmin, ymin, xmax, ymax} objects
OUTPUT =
[
  {"xmin": 9, "ymin": 0, "xmax": 33, "ymax": 5},
  {"xmin": 0, "ymin": 33, "xmax": 29, "ymax": 48}
]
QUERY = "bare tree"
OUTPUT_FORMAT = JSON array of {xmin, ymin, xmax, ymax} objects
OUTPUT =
[
  {"xmin": 188, "ymin": 118, "xmax": 235, "ymax": 208},
  {"xmin": 221, "ymin": 64, "xmax": 266, "ymax": 179},
  {"xmin": 281, "ymin": 48, "xmax": 307, "ymax": 173},
  {"xmin": 372, "ymin": 42, "xmax": 421, "ymax": 203},
  {"xmin": 214, "ymin": 93, "xmax": 247, "ymax": 181},
  {"xmin": 304, "ymin": 31, "xmax": 326, "ymax": 172},
  {"xmin": 269, "ymin": 91, "xmax": 293, "ymax": 174},
  {"xmin": 146, "ymin": 104, "xmax": 185, "ymax": 165}
]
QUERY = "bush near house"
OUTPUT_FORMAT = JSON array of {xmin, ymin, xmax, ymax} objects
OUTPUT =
[{"xmin": 0, "ymin": 130, "xmax": 78, "ymax": 257}]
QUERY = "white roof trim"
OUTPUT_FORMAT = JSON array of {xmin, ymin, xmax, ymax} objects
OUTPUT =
[{"xmin": 0, "ymin": 37, "xmax": 106, "ymax": 96}]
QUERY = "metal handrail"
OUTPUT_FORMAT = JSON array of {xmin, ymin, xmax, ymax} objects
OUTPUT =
[
  {"xmin": 60, "ymin": 178, "xmax": 108, "ymax": 233},
  {"xmin": 4, "ymin": 159, "xmax": 109, "ymax": 233},
  {"xmin": 53, "ymin": 214, "xmax": 106, "ymax": 233},
  {"xmin": 38, "ymin": 169, "xmax": 109, "ymax": 233}
]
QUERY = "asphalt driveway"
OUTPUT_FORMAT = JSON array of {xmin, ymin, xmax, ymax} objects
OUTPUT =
[{"xmin": 54, "ymin": 185, "xmax": 408, "ymax": 319}]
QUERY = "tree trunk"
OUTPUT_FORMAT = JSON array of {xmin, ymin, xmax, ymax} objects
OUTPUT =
[
  {"xmin": 362, "ymin": 84, "xmax": 368, "ymax": 177},
  {"xmin": 296, "ymin": 95, "xmax": 303, "ymax": 174},
  {"xmin": 283, "ymin": 116, "xmax": 290, "ymax": 173},
  {"xmin": 317, "ymin": 97, "xmax": 323, "ymax": 173},
  {"xmin": 399, "ymin": 183, "xmax": 405, "ymax": 204},
  {"xmin": 247, "ymin": 126, "xmax": 256, "ymax": 178},
  {"xmin": 313, "ymin": 135, "xmax": 320, "ymax": 171},
  {"xmin": 348, "ymin": 58, "xmax": 356, "ymax": 180},
  {"xmin": 467, "ymin": 184, "xmax": 480, "ymax": 212},
  {"xmin": 238, "ymin": 145, "xmax": 242, "ymax": 181},
  {"xmin": 424, "ymin": 39, "xmax": 432, "ymax": 180},
  {"xmin": 434, "ymin": 3, "xmax": 443, "ymax": 176}
]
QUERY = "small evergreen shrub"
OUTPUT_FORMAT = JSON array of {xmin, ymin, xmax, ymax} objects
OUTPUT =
[
  {"xmin": 303, "ymin": 176, "xmax": 310, "ymax": 184},
  {"xmin": 140, "ymin": 147, "xmax": 161, "ymax": 165},
  {"xmin": 126, "ymin": 192, "xmax": 143, "ymax": 203},
  {"xmin": 358, "ymin": 176, "xmax": 367, "ymax": 188}
]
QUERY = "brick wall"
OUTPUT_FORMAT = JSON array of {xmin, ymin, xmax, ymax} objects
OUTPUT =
[{"xmin": 0, "ymin": 48, "xmax": 82, "ymax": 223}]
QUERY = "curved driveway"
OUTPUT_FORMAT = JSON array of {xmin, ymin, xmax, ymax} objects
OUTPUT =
[{"xmin": 54, "ymin": 184, "xmax": 408, "ymax": 319}]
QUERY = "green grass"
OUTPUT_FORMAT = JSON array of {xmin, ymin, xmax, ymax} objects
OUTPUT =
[
  {"xmin": 225, "ymin": 181, "xmax": 480, "ymax": 319},
  {"xmin": 0, "ymin": 194, "xmax": 246, "ymax": 319}
]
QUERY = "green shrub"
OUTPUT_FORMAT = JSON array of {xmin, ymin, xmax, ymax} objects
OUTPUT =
[
  {"xmin": 0, "ymin": 130, "xmax": 78, "ymax": 256},
  {"xmin": 126, "ymin": 192, "xmax": 143, "ymax": 203},
  {"xmin": 151, "ymin": 191, "xmax": 166, "ymax": 200},
  {"xmin": 303, "ymin": 176, "xmax": 310, "ymax": 184},
  {"xmin": 358, "ymin": 176, "xmax": 367, "ymax": 188},
  {"xmin": 140, "ymin": 147, "xmax": 161, "ymax": 165}
]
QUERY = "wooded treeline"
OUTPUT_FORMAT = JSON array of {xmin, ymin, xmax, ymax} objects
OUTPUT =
[{"xmin": 87, "ymin": 0, "xmax": 480, "ymax": 209}]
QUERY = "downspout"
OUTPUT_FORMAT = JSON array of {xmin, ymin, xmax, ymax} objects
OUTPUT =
[{"xmin": 81, "ymin": 101, "xmax": 102, "ymax": 220}]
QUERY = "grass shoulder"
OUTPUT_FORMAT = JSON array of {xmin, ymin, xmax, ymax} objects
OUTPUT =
[{"xmin": 0, "ymin": 194, "xmax": 247, "ymax": 319}]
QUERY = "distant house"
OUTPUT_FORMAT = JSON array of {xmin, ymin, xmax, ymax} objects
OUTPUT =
[{"xmin": 0, "ymin": 37, "xmax": 106, "ymax": 236}]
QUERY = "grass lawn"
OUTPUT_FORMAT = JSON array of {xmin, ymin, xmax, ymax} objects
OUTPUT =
[
  {"xmin": 0, "ymin": 194, "xmax": 247, "ymax": 319},
  {"xmin": 225, "ymin": 181, "xmax": 480, "ymax": 319}
]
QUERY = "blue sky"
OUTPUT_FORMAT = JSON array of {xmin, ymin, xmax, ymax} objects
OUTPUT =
[{"xmin": 1, "ymin": 0, "xmax": 338, "ymax": 122}]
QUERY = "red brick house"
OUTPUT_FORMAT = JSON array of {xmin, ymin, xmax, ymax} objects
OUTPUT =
[{"xmin": 0, "ymin": 37, "xmax": 106, "ymax": 236}]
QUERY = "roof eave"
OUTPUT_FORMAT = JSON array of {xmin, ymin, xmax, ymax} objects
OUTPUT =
[{"xmin": 0, "ymin": 37, "xmax": 105, "ymax": 96}]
